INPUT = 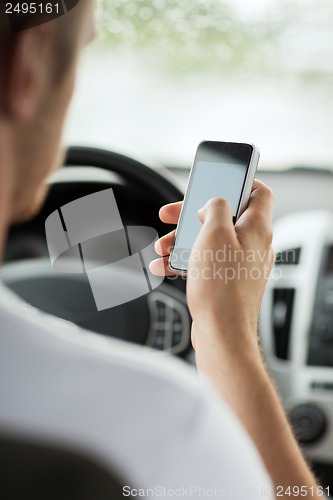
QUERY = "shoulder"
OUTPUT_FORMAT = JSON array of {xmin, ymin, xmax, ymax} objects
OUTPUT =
[
  {"xmin": 0, "ymin": 284, "xmax": 272, "ymax": 494},
  {"xmin": 0, "ymin": 283, "xmax": 203, "ymax": 421}
]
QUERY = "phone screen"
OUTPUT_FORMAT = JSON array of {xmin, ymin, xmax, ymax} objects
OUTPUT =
[
  {"xmin": 170, "ymin": 141, "xmax": 255, "ymax": 272},
  {"xmin": 176, "ymin": 160, "xmax": 247, "ymax": 250}
]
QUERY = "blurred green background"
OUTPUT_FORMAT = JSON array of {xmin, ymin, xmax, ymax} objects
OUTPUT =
[
  {"xmin": 65, "ymin": 0, "xmax": 333, "ymax": 168},
  {"xmin": 94, "ymin": 0, "xmax": 333, "ymax": 80}
]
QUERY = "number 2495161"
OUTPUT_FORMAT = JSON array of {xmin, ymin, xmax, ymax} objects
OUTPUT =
[
  {"xmin": 5, "ymin": 3, "xmax": 61, "ymax": 15},
  {"xmin": 276, "ymin": 486, "xmax": 329, "ymax": 497}
]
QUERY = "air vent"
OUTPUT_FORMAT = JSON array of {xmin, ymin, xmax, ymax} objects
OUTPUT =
[
  {"xmin": 275, "ymin": 248, "xmax": 301, "ymax": 266},
  {"xmin": 272, "ymin": 288, "xmax": 295, "ymax": 360},
  {"xmin": 324, "ymin": 246, "xmax": 333, "ymax": 274}
]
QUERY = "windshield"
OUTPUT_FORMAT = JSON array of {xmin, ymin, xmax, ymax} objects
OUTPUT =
[{"xmin": 64, "ymin": 0, "xmax": 333, "ymax": 170}]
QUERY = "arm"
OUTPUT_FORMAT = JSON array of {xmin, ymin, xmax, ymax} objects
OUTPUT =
[{"xmin": 150, "ymin": 180, "xmax": 322, "ymax": 499}]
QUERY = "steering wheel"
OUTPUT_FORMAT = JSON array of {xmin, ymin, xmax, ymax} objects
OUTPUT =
[
  {"xmin": 1, "ymin": 147, "xmax": 192, "ymax": 358},
  {"xmin": 65, "ymin": 146, "xmax": 182, "ymax": 205}
]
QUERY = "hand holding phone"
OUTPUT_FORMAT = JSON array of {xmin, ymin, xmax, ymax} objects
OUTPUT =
[{"xmin": 169, "ymin": 141, "xmax": 260, "ymax": 275}]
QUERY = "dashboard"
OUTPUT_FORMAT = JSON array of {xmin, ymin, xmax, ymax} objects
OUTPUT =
[{"xmin": 257, "ymin": 168, "xmax": 333, "ymax": 489}]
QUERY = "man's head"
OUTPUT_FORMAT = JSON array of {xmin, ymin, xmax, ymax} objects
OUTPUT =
[{"xmin": 0, "ymin": 0, "xmax": 95, "ymax": 224}]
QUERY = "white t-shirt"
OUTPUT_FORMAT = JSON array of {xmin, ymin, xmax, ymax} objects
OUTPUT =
[{"xmin": 0, "ymin": 282, "xmax": 273, "ymax": 498}]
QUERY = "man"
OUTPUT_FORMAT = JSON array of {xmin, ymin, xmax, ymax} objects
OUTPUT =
[{"xmin": 0, "ymin": 0, "xmax": 322, "ymax": 497}]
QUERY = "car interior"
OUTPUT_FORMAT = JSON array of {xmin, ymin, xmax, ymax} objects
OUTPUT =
[
  {"xmin": 0, "ymin": 432, "xmax": 131, "ymax": 499},
  {"xmin": 2, "ymin": 0, "xmax": 333, "ymax": 495}
]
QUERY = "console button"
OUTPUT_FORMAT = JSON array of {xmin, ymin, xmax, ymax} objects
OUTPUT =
[
  {"xmin": 153, "ymin": 329, "xmax": 167, "ymax": 350},
  {"xmin": 156, "ymin": 300, "xmax": 167, "ymax": 322},
  {"xmin": 288, "ymin": 403, "xmax": 327, "ymax": 444},
  {"xmin": 307, "ymin": 346, "xmax": 333, "ymax": 367},
  {"xmin": 313, "ymin": 315, "xmax": 333, "ymax": 341},
  {"xmin": 147, "ymin": 290, "xmax": 191, "ymax": 354}
]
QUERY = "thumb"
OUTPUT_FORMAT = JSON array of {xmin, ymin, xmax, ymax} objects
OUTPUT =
[{"xmin": 198, "ymin": 197, "xmax": 234, "ymax": 232}]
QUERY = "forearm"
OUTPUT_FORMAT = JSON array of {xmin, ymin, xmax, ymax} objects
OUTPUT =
[{"xmin": 194, "ymin": 323, "xmax": 321, "ymax": 500}]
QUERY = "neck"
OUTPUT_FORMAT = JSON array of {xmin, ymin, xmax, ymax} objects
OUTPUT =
[{"xmin": 0, "ymin": 124, "xmax": 15, "ymax": 264}]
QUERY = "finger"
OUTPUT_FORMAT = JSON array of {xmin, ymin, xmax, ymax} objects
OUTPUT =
[
  {"xmin": 198, "ymin": 197, "xmax": 235, "ymax": 233},
  {"xmin": 194, "ymin": 198, "xmax": 238, "ymax": 252},
  {"xmin": 247, "ymin": 180, "xmax": 274, "ymax": 213},
  {"xmin": 149, "ymin": 256, "xmax": 177, "ymax": 277},
  {"xmin": 154, "ymin": 230, "xmax": 176, "ymax": 257},
  {"xmin": 159, "ymin": 201, "xmax": 183, "ymax": 224},
  {"xmin": 237, "ymin": 180, "xmax": 274, "ymax": 242},
  {"xmin": 252, "ymin": 178, "xmax": 262, "ymax": 190}
]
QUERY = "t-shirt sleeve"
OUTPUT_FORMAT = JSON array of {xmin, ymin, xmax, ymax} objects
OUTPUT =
[{"xmin": 141, "ymin": 372, "xmax": 275, "ymax": 499}]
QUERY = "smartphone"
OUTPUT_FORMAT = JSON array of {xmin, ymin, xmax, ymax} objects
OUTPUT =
[{"xmin": 169, "ymin": 141, "xmax": 260, "ymax": 275}]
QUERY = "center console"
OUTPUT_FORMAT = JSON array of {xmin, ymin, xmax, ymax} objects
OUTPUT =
[{"xmin": 260, "ymin": 211, "xmax": 333, "ymax": 473}]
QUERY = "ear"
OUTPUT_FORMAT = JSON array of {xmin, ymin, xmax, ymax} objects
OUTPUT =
[{"xmin": 4, "ymin": 26, "xmax": 52, "ymax": 121}]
